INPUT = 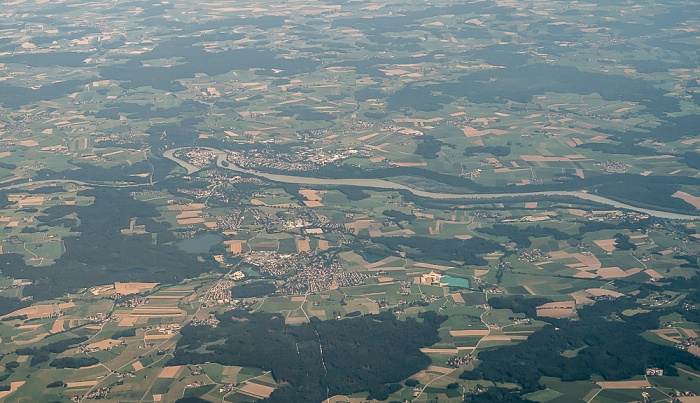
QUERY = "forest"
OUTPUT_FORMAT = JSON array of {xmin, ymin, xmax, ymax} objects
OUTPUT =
[
  {"xmin": 170, "ymin": 310, "xmax": 446, "ymax": 402},
  {"xmin": 0, "ymin": 188, "xmax": 214, "ymax": 300},
  {"xmin": 15, "ymin": 336, "xmax": 88, "ymax": 367},
  {"xmin": 461, "ymin": 297, "xmax": 700, "ymax": 394},
  {"xmin": 476, "ymin": 224, "xmax": 570, "ymax": 249},
  {"xmin": 0, "ymin": 296, "xmax": 31, "ymax": 317},
  {"xmin": 488, "ymin": 296, "xmax": 552, "ymax": 318},
  {"xmin": 372, "ymin": 236, "xmax": 503, "ymax": 265}
]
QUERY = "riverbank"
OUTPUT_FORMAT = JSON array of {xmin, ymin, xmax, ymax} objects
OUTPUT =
[{"xmin": 163, "ymin": 147, "xmax": 700, "ymax": 221}]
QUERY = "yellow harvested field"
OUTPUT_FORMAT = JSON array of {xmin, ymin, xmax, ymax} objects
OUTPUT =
[
  {"xmin": 225, "ymin": 239, "xmax": 246, "ymax": 254},
  {"xmin": 131, "ymin": 306, "xmax": 184, "ymax": 316},
  {"xmin": 50, "ymin": 319, "xmax": 65, "ymax": 334},
  {"xmin": 159, "ymin": 366, "xmax": 182, "ymax": 378},
  {"xmin": 303, "ymin": 200, "xmax": 323, "ymax": 207},
  {"xmin": 147, "ymin": 295, "xmax": 183, "ymax": 299},
  {"xmin": 167, "ymin": 203, "xmax": 206, "ymax": 211},
  {"xmin": 651, "ymin": 329, "xmax": 680, "ymax": 343},
  {"xmin": 689, "ymin": 346, "xmax": 700, "ymax": 357},
  {"xmin": 451, "ymin": 293, "xmax": 465, "ymax": 303},
  {"xmin": 18, "ymin": 197, "xmax": 44, "ymax": 206},
  {"xmin": 285, "ymin": 316, "xmax": 309, "ymax": 324},
  {"xmin": 357, "ymin": 132, "xmax": 381, "ymax": 141},
  {"xmin": 597, "ymin": 380, "xmax": 650, "ymax": 389},
  {"xmin": 20, "ymin": 140, "xmax": 39, "ymax": 147},
  {"xmin": 596, "ymin": 267, "xmax": 630, "ymax": 279},
  {"xmin": 0, "ymin": 381, "xmax": 25, "ymax": 399},
  {"xmin": 413, "ymin": 211, "xmax": 434, "ymax": 219},
  {"xmin": 0, "ymin": 151, "xmax": 10, "ymax": 158},
  {"xmin": 144, "ymin": 334, "xmax": 173, "ymax": 340},
  {"xmin": 377, "ymin": 277, "xmax": 395, "ymax": 283},
  {"xmin": 381, "ymin": 229, "xmax": 415, "ymax": 236},
  {"xmin": 87, "ymin": 339, "xmax": 123, "ymax": 350},
  {"xmin": 584, "ymin": 288, "xmax": 624, "ymax": 298},
  {"xmin": 17, "ymin": 324, "xmax": 42, "ymax": 330},
  {"xmin": 521, "ymin": 155, "xmax": 581, "ymax": 162},
  {"xmin": 118, "ymin": 316, "xmax": 139, "ymax": 327},
  {"xmin": 523, "ymin": 285, "xmax": 537, "ymax": 295},
  {"xmin": 635, "ymin": 155, "xmax": 675, "ymax": 160},
  {"xmin": 345, "ymin": 220, "xmax": 373, "ymax": 234},
  {"xmin": 296, "ymin": 238, "xmax": 310, "ymax": 252},
  {"xmin": 299, "ymin": 189, "xmax": 322, "ymax": 201},
  {"xmin": 461, "ymin": 126, "xmax": 508, "ymax": 137},
  {"xmin": 153, "ymin": 394, "xmax": 162, "ymax": 402},
  {"xmin": 673, "ymin": 191, "xmax": 700, "ymax": 209},
  {"xmin": 3, "ymin": 301, "xmax": 75, "ymax": 320},
  {"xmin": 176, "ymin": 210, "xmax": 201, "ymax": 219},
  {"xmin": 474, "ymin": 269, "xmax": 489, "ymax": 277},
  {"xmin": 420, "ymin": 348, "xmax": 458, "ymax": 354},
  {"xmin": 593, "ymin": 239, "xmax": 617, "ymax": 252},
  {"xmin": 427, "ymin": 366, "xmax": 454, "ymax": 374},
  {"xmin": 481, "ymin": 335, "xmax": 514, "ymax": 341},
  {"xmin": 677, "ymin": 396, "xmax": 700, "ymax": 403},
  {"xmin": 390, "ymin": 161, "xmax": 428, "ymax": 167},
  {"xmin": 16, "ymin": 355, "xmax": 28, "ymax": 363},
  {"xmin": 177, "ymin": 217, "xmax": 205, "ymax": 225},
  {"xmin": 318, "ymin": 240, "xmax": 329, "ymax": 250},
  {"xmin": 568, "ymin": 209, "xmax": 587, "ymax": 216},
  {"xmin": 114, "ymin": 282, "xmax": 158, "ymax": 295},
  {"xmin": 524, "ymin": 202, "xmax": 538, "ymax": 208},
  {"xmin": 66, "ymin": 380, "xmax": 98, "ymax": 388},
  {"xmin": 537, "ymin": 301, "xmax": 576, "ymax": 311},
  {"xmin": 133, "ymin": 361, "xmax": 144, "ymax": 371},
  {"xmin": 414, "ymin": 262, "xmax": 453, "ymax": 271},
  {"xmin": 240, "ymin": 382, "xmax": 275, "ymax": 398},
  {"xmin": 536, "ymin": 308, "xmax": 575, "ymax": 318},
  {"xmin": 449, "ymin": 330, "xmax": 489, "ymax": 337},
  {"xmin": 645, "ymin": 269, "xmax": 663, "ymax": 280}
]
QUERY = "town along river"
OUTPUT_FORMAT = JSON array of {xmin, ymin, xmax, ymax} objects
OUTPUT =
[{"xmin": 163, "ymin": 147, "xmax": 700, "ymax": 221}]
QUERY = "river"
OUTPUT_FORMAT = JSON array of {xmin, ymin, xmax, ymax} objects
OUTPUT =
[{"xmin": 163, "ymin": 147, "xmax": 700, "ymax": 221}]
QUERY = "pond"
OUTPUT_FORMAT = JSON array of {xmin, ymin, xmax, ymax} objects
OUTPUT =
[{"xmin": 176, "ymin": 234, "xmax": 223, "ymax": 254}]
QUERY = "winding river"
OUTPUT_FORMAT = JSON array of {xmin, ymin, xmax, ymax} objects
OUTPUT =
[{"xmin": 163, "ymin": 147, "xmax": 700, "ymax": 221}]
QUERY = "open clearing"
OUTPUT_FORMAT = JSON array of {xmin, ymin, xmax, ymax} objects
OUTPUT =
[
  {"xmin": 66, "ymin": 380, "xmax": 99, "ymax": 388},
  {"xmin": 593, "ymin": 239, "xmax": 617, "ymax": 252},
  {"xmin": 159, "ymin": 366, "xmax": 182, "ymax": 378},
  {"xmin": 673, "ymin": 191, "xmax": 700, "ymax": 209},
  {"xmin": 597, "ymin": 380, "xmax": 650, "ymax": 389},
  {"xmin": 449, "ymin": 330, "xmax": 489, "ymax": 337},
  {"xmin": 3, "ymin": 302, "xmax": 75, "ymax": 320},
  {"xmin": 240, "ymin": 382, "xmax": 275, "ymax": 398},
  {"xmin": 114, "ymin": 282, "xmax": 158, "ymax": 295},
  {"xmin": 0, "ymin": 381, "xmax": 25, "ymax": 399}
]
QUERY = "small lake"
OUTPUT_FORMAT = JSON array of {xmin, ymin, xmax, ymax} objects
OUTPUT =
[
  {"xmin": 176, "ymin": 234, "xmax": 223, "ymax": 254},
  {"xmin": 440, "ymin": 276, "xmax": 470, "ymax": 289}
]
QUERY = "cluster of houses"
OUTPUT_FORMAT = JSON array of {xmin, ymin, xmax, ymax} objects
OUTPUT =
[
  {"xmin": 447, "ymin": 354, "xmax": 476, "ymax": 367},
  {"xmin": 518, "ymin": 248, "xmax": 545, "ymax": 263}
]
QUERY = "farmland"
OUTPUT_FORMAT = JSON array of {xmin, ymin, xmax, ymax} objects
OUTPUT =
[{"xmin": 0, "ymin": 0, "xmax": 698, "ymax": 401}]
